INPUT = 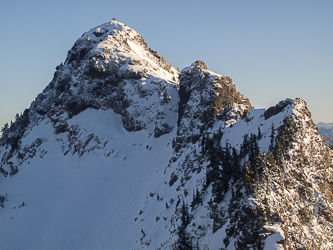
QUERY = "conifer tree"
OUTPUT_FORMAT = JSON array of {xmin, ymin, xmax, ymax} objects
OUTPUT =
[
  {"xmin": 175, "ymin": 200, "xmax": 193, "ymax": 250},
  {"xmin": 204, "ymin": 132, "xmax": 223, "ymax": 189},
  {"xmin": 249, "ymin": 133, "xmax": 260, "ymax": 173},
  {"xmin": 231, "ymin": 146, "xmax": 241, "ymax": 181},
  {"xmin": 257, "ymin": 126, "xmax": 262, "ymax": 140},
  {"xmin": 190, "ymin": 187, "xmax": 203, "ymax": 211},
  {"xmin": 221, "ymin": 144, "xmax": 232, "ymax": 193},
  {"xmin": 269, "ymin": 122, "xmax": 275, "ymax": 152},
  {"xmin": 196, "ymin": 188, "xmax": 202, "ymax": 205},
  {"xmin": 240, "ymin": 134, "xmax": 250, "ymax": 158}
]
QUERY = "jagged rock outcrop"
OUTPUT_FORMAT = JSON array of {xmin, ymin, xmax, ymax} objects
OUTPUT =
[
  {"xmin": 174, "ymin": 60, "xmax": 252, "ymax": 152},
  {"xmin": 264, "ymin": 98, "xmax": 293, "ymax": 120}
]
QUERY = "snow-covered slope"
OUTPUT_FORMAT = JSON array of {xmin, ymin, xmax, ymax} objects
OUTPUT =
[{"xmin": 0, "ymin": 20, "xmax": 332, "ymax": 250}]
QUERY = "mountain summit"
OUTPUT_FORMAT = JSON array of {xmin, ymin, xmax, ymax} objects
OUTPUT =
[{"xmin": 0, "ymin": 20, "xmax": 332, "ymax": 250}]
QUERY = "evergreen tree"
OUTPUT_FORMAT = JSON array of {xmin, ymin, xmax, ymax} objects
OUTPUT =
[
  {"xmin": 196, "ymin": 188, "xmax": 202, "ymax": 205},
  {"xmin": 257, "ymin": 126, "xmax": 262, "ymax": 140},
  {"xmin": 240, "ymin": 134, "xmax": 250, "ymax": 158},
  {"xmin": 269, "ymin": 122, "xmax": 275, "ymax": 152},
  {"xmin": 244, "ymin": 162, "xmax": 255, "ymax": 195},
  {"xmin": 190, "ymin": 187, "xmax": 203, "ymax": 211},
  {"xmin": 211, "ymin": 142, "xmax": 233, "ymax": 203},
  {"xmin": 221, "ymin": 144, "xmax": 232, "ymax": 193},
  {"xmin": 248, "ymin": 133, "xmax": 260, "ymax": 173},
  {"xmin": 205, "ymin": 148, "xmax": 220, "ymax": 189},
  {"xmin": 204, "ymin": 132, "xmax": 223, "ymax": 189},
  {"xmin": 175, "ymin": 200, "xmax": 192, "ymax": 250},
  {"xmin": 190, "ymin": 189, "xmax": 196, "ymax": 211},
  {"xmin": 164, "ymin": 88, "xmax": 170, "ymax": 104},
  {"xmin": 1, "ymin": 123, "xmax": 8, "ymax": 134},
  {"xmin": 0, "ymin": 123, "xmax": 9, "ymax": 145},
  {"xmin": 211, "ymin": 171, "xmax": 223, "ymax": 203},
  {"xmin": 180, "ymin": 200, "xmax": 190, "ymax": 228},
  {"xmin": 231, "ymin": 146, "xmax": 241, "ymax": 181}
]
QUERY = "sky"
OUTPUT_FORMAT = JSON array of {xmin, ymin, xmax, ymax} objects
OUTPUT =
[{"xmin": 0, "ymin": 0, "xmax": 332, "ymax": 127}]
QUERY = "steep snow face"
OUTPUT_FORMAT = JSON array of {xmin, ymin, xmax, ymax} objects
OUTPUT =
[
  {"xmin": 0, "ymin": 20, "xmax": 333, "ymax": 250},
  {"xmin": 0, "ymin": 109, "xmax": 178, "ymax": 250}
]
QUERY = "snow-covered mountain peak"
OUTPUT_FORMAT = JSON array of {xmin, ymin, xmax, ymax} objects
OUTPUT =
[
  {"xmin": 317, "ymin": 121, "xmax": 333, "ymax": 129},
  {"xmin": 20, "ymin": 21, "xmax": 182, "ymax": 140},
  {"xmin": 84, "ymin": 20, "xmax": 136, "ymax": 38},
  {"xmin": 0, "ymin": 21, "xmax": 332, "ymax": 250},
  {"xmin": 65, "ymin": 20, "xmax": 178, "ymax": 82}
]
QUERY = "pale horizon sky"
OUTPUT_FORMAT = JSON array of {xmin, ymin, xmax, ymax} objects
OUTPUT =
[{"xmin": 0, "ymin": 0, "xmax": 332, "ymax": 127}]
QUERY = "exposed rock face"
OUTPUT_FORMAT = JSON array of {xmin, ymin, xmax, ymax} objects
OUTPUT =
[
  {"xmin": 179, "ymin": 62, "xmax": 251, "ymax": 121},
  {"xmin": 0, "ymin": 21, "xmax": 332, "ymax": 250},
  {"xmin": 264, "ymin": 98, "xmax": 293, "ymax": 120},
  {"xmin": 176, "ymin": 62, "xmax": 251, "ymax": 148},
  {"xmin": 193, "ymin": 60, "xmax": 207, "ymax": 70}
]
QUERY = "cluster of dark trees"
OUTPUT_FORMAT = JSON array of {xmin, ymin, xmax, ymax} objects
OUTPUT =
[
  {"xmin": 174, "ymin": 119, "xmax": 295, "ymax": 249},
  {"xmin": 0, "ymin": 109, "xmax": 30, "ymax": 165},
  {"xmin": 174, "ymin": 125, "xmax": 267, "ymax": 249},
  {"xmin": 202, "ymin": 125, "xmax": 265, "ymax": 204}
]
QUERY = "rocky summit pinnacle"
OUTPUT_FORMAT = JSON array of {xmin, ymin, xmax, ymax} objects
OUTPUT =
[{"xmin": 0, "ymin": 21, "xmax": 332, "ymax": 250}]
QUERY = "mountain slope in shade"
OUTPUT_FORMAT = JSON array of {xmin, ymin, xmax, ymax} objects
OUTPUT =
[
  {"xmin": 0, "ymin": 20, "xmax": 332, "ymax": 250},
  {"xmin": 317, "ymin": 122, "xmax": 333, "ymax": 146}
]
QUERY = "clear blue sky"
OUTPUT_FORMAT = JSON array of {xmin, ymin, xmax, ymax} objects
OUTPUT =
[{"xmin": 0, "ymin": 0, "xmax": 332, "ymax": 127}]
